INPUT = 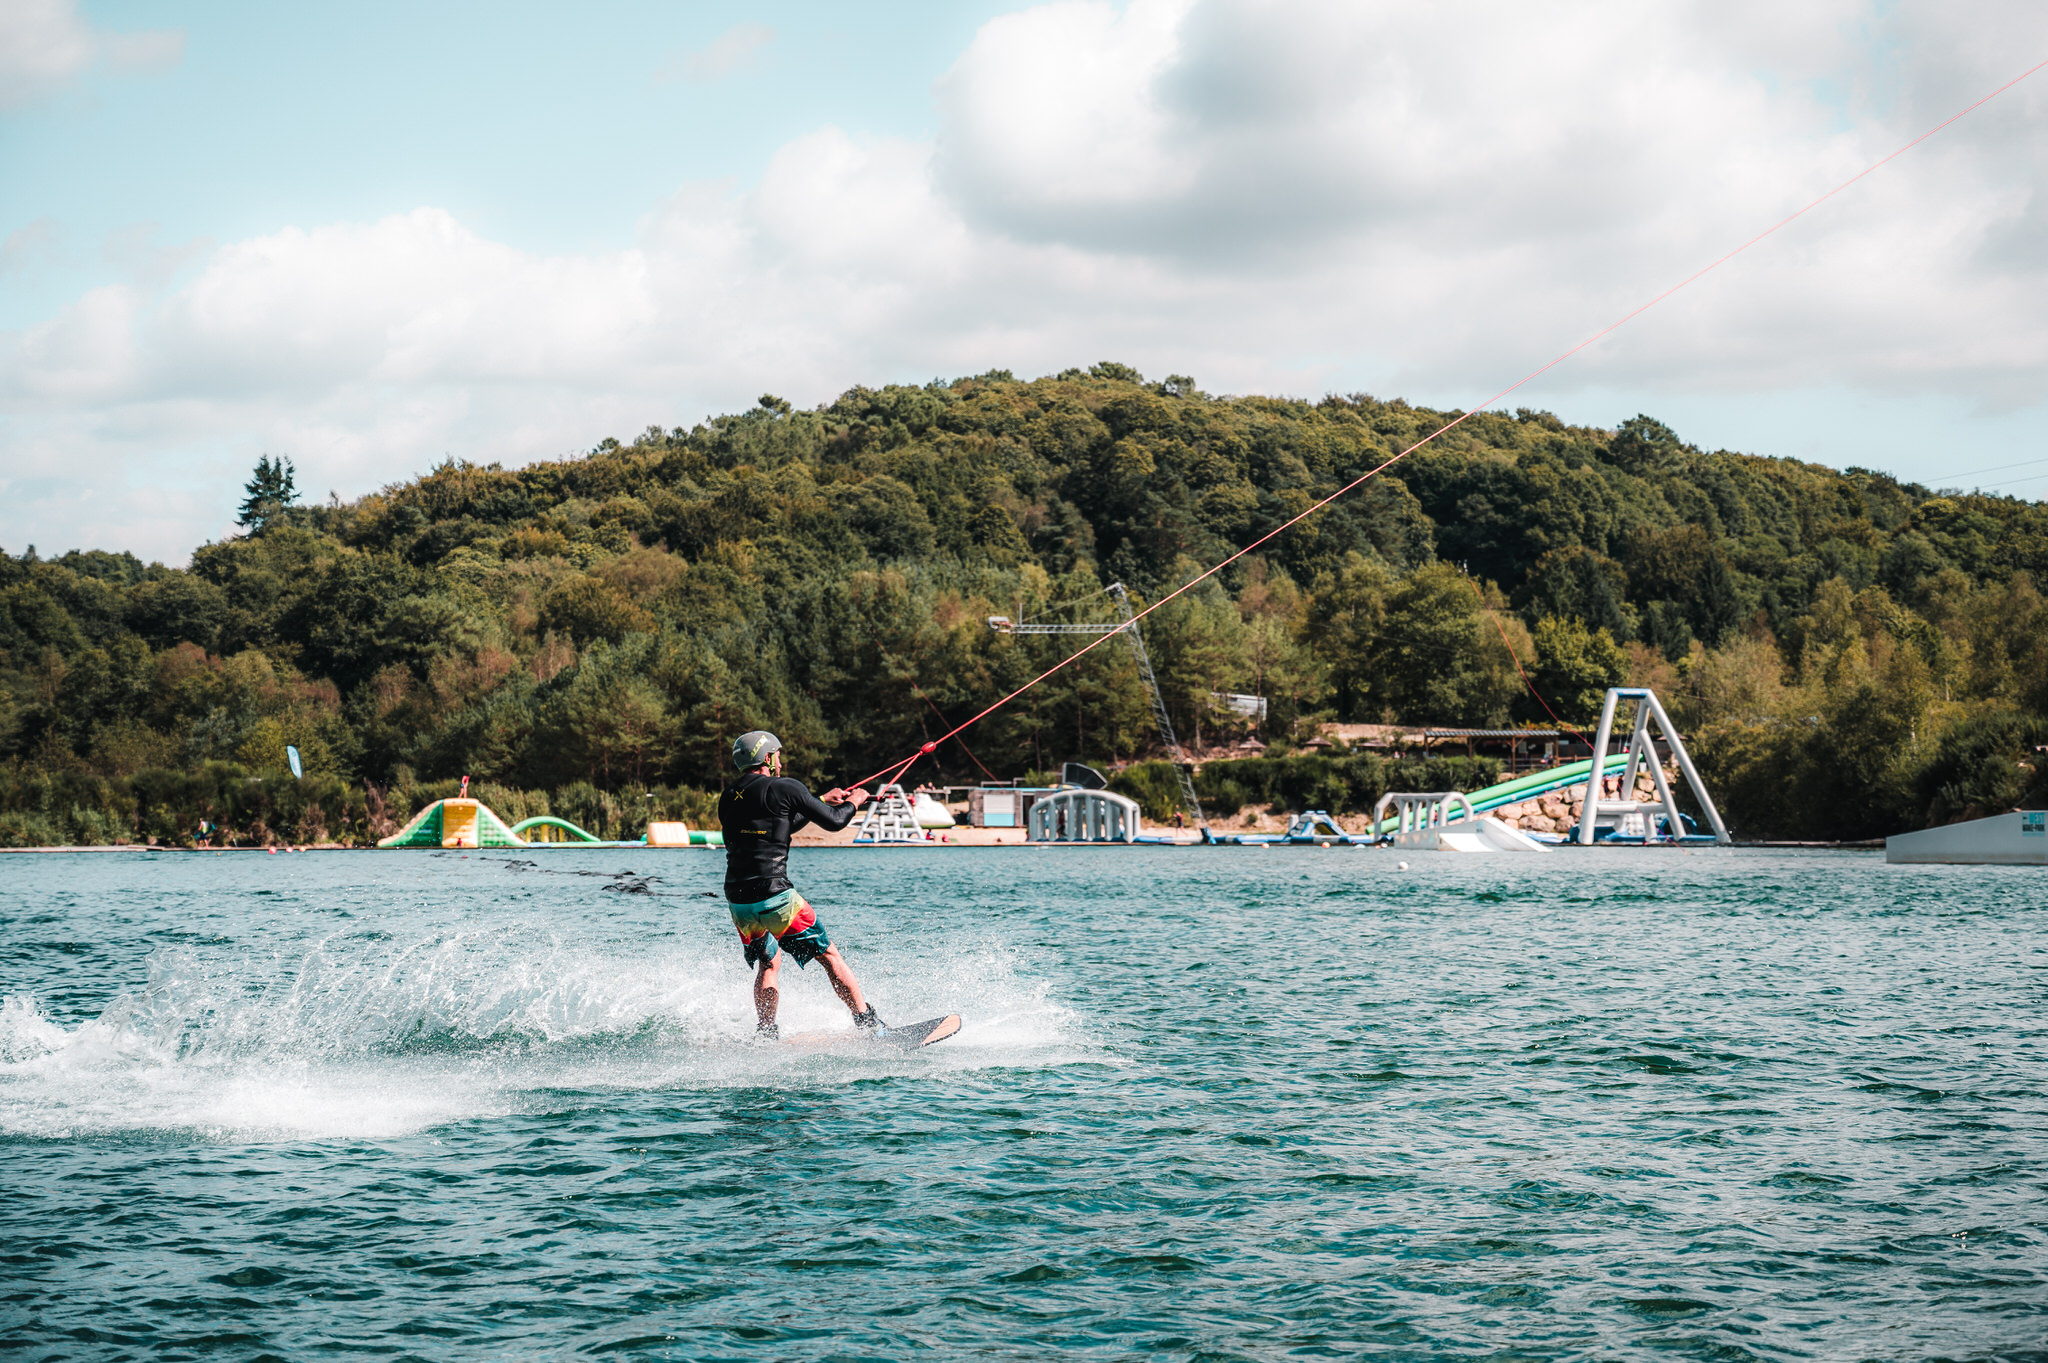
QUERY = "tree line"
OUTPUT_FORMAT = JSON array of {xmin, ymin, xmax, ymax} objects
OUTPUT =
[{"xmin": 3, "ymin": 364, "xmax": 2044, "ymax": 845}]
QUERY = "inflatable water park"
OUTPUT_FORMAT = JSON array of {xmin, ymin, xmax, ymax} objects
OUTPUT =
[
  {"xmin": 367, "ymin": 686, "xmax": 2030, "ymax": 864},
  {"xmin": 805, "ymin": 689, "xmax": 1735, "ymax": 854},
  {"xmin": 377, "ymin": 799, "xmax": 722, "ymax": 850},
  {"xmin": 993, "ymin": 595, "xmax": 1735, "ymax": 854},
  {"xmin": 369, "ymin": 688, "xmax": 1734, "ymax": 855}
]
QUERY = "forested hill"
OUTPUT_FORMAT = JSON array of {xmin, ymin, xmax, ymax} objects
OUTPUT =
[{"xmin": 4, "ymin": 363, "xmax": 2046, "ymax": 846}]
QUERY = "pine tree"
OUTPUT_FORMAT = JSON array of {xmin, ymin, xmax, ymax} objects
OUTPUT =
[{"xmin": 236, "ymin": 455, "xmax": 298, "ymax": 534}]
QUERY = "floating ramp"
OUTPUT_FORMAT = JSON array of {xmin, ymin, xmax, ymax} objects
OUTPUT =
[
  {"xmin": 378, "ymin": 798, "xmax": 527, "ymax": 849},
  {"xmin": 1390, "ymin": 816, "xmax": 1549, "ymax": 854},
  {"xmin": 1372, "ymin": 791, "xmax": 1548, "ymax": 854},
  {"xmin": 1886, "ymin": 811, "xmax": 2047, "ymax": 865}
]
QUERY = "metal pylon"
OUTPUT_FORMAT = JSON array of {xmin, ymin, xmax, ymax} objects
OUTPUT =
[
  {"xmin": 988, "ymin": 583, "xmax": 1209, "ymax": 834},
  {"xmin": 1107, "ymin": 587, "xmax": 1207, "ymax": 833}
]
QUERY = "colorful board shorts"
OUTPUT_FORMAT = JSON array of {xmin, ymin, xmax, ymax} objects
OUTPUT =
[{"xmin": 727, "ymin": 889, "xmax": 833, "ymax": 968}]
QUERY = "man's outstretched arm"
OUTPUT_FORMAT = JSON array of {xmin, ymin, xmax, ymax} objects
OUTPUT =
[{"xmin": 792, "ymin": 781, "xmax": 871, "ymax": 831}]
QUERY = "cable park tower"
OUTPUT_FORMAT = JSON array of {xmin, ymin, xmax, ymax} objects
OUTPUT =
[{"xmin": 987, "ymin": 583, "xmax": 1210, "ymax": 839}]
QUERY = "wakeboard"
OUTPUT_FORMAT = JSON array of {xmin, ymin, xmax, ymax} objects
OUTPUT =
[
  {"xmin": 781, "ymin": 1014, "xmax": 961, "ymax": 1050},
  {"xmin": 878, "ymin": 1013, "xmax": 961, "ymax": 1049}
]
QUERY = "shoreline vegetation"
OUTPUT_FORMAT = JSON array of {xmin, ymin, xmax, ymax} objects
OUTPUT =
[{"xmin": 4, "ymin": 365, "xmax": 2045, "ymax": 849}]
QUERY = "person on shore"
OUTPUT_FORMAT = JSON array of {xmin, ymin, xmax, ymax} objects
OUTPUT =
[{"xmin": 719, "ymin": 730, "xmax": 881, "ymax": 1039}]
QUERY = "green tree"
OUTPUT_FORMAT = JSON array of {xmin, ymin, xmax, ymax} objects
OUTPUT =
[
  {"xmin": 1912, "ymin": 710, "xmax": 2048, "ymax": 825},
  {"xmin": 1605, "ymin": 414, "xmax": 1690, "ymax": 475},
  {"xmin": 125, "ymin": 575, "xmax": 229, "ymax": 651},
  {"xmin": 1802, "ymin": 646, "xmax": 1934, "ymax": 839},
  {"xmin": 1368, "ymin": 562, "xmax": 1517, "ymax": 726},
  {"xmin": 4, "ymin": 369, "xmax": 2048, "ymax": 848},
  {"xmin": 539, "ymin": 577, "xmax": 654, "ymax": 647},
  {"xmin": 1243, "ymin": 613, "xmax": 1322, "ymax": 738},
  {"xmin": 1303, "ymin": 552, "xmax": 1392, "ymax": 722},
  {"xmin": 1626, "ymin": 524, "xmax": 1743, "ymax": 655},
  {"xmin": 532, "ymin": 642, "xmax": 680, "ymax": 787},
  {"xmin": 1514, "ymin": 547, "xmax": 1633, "ymax": 640},
  {"xmin": 237, "ymin": 455, "xmax": 299, "ymax": 535},
  {"xmin": 1149, "ymin": 587, "xmax": 1245, "ymax": 751},
  {"xmin": 1528, "ymin": 615, "xmax": 1629, "ymax": 725},
  {"xmin": 828, "ymin": 475, "xmax": 937, "ymax": 560}
]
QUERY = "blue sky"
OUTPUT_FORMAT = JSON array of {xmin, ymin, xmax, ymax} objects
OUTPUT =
[{"xmin": 5, "ymin": 1, "xmax": 2048, "ymax": 563}]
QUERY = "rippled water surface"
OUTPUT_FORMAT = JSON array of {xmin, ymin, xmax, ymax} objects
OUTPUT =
[{"xmin": 3, "ymin": 846, "xmax": 2045, "ymax": 1360}]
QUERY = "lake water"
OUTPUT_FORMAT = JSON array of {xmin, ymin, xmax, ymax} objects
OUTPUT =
[{"xmin": 2, "ymin": 845, "xmax": 2044, "ymax": 1360}]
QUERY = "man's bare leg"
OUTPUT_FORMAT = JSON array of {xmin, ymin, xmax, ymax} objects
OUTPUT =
[
  {"xmin": 754, "ymin": 954, "xmax": 781, "ymax": 1032},
  {"xmin": 817, "ymin": 945, "xmax": 868, "ymax": 1016}
]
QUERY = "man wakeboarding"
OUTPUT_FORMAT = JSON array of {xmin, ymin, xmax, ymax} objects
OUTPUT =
[{"xmin": 719, "ymin": 730, "xmax": 883, "ymax": 1040}]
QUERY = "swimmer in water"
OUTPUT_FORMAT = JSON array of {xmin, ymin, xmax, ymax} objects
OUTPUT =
[{"xmin": 718, "ymin": 731, "xmax": 879, "ymax": 1040}]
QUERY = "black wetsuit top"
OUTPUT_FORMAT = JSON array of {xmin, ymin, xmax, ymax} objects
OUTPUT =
[{"xmin": 719, "ymin": 772, "xmax": 860, "ymax": 902}]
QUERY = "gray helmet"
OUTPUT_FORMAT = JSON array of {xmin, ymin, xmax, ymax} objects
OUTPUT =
[{"xmin": 732, "ymin": 730, "xmax": 782, "ymax": 769}]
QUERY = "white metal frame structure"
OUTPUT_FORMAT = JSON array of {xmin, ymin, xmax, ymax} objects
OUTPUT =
[
  {"xmin": 1028, "ymin": 788, "xmax": 1140, "ymax": 842},
  {"xmin": 855, "ymin": 783, "xmax": 925, "ymax": 842},
  {"xmin": 1574, "ymin": 688, "xmax": 1730, "ymax": 845},
  {"xmin": 989, "ymin": 584, "xmax": 1208, "ymax": 833},
  {"xmin": 1370, "ymin": 790, "xmax": 1478, "ymax": 838}
]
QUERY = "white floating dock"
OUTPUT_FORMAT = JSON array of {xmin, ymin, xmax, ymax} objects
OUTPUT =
[{"xmin": 1885, "ymin": 811, "xmax": 2048, "ymax": 865}]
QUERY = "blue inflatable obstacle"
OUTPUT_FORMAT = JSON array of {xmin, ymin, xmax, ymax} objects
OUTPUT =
[{"xmin": 1203, "ymin": 810, "xmax": 1372, "ymax": 846}]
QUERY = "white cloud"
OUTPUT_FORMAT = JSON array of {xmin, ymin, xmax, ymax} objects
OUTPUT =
[
  {"xmin": 926, "ymin": 0, "xmax": 2048, "ymax": 403},
  {"xmin": 660, "ymin": 21, "xmax": 774, "ymax": 85},
  {"xmin": 5, "ymin": 0, "xmax": 2048, "ymax": 561},
  {"xmin": 100, "ymin": 222, "xmax": 211, "ymax": 294},
  {"xmin": 0, "ymin": 0, "xmax": 181, "ymax": 108},
  {"xmin": 0, "ymin": 0, "xmax": 95, "ymax": 106},
  {"xmin": 937, "ymin": 0, "xmax": 1200, "ymax": 222},
  {"xmin": 1, "ymin": 217, "xmax": 60, "ymax": 275}
]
